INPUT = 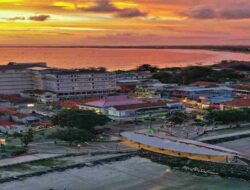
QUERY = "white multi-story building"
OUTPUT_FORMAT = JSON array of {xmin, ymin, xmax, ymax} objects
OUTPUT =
[
  {"xmin": 41, "ymin": 69, "xmax": 116, "ymax": 99},
  {"xmin": 0, "ymin": 63, "xmax": 117, "ymax": 99},
  {"xmin": 0, "ymin": 62, "xmax": 47, "ymax": 94}
]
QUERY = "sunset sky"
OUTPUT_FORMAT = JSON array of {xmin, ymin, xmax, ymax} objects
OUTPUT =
[{"xmin": 1, "ymin": 0, "xmax": 250, "ymax": 46}]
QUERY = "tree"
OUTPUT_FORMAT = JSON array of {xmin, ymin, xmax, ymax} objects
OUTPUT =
[
  {"xmin": 137, "ymin": 64, "xmax": 159, "ymax": 73},
  {"xmin": 51, "ymin": 110, "xmax": 110, "ymax": 144},
  {"xmin": 51, "ymin": 109, "xmax": 110, "ymax": 131},
  {"xmin": 152, "ymin": 65, "xmax": 245, "ymax": 84},
  {"xmin": 206, "ymin": 108, "xmax": 250, "ymax": 124},
  {"xmin": 14, "ymin": 130, "xmax": 34, "ymax": 147},
  {"xmin": 167, "ymin": 112, "xmax": 188, "ymax": 124},
  {"xmin": 54, "ymin": 128, "xmax": 94, "ymax": 145}
]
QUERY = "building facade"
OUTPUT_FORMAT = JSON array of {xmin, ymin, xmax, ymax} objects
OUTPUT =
[
  {"xmin": 0, "ymin": 63, "xmax": 117, "ymax": 99},
  {"xmin": 41, "ymin": 69, "xmax": 117, "ymax": 99},
  {"xmin": 0, "ymin": 62, "xmax": 47, "ymax": 94}
]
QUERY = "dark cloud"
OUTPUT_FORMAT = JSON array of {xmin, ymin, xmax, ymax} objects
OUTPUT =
[
  {"xmin": 29, "ymin": 15, "xmax": 50, "ymax": 21},
  {"xmin": 183, "ymin": 4, "xmax": 250, "ymax": 20},
  {"xmin": 220, "ymin": 7, "xmax": 250, "ymax": 19},
  {"xmin": 115, "ymin": 8, "xmax": 147, "ymax": 18},
  {"xmin": 182, "ymin": 6, "xmax": 217, "ymax": 19},
  {"xmin": 82, "ymin": 0, "xmax": 119, "ymax": 13},
  {"xmin": 81, "ymin": 0, "xmax": 147, "ymax": 18}
]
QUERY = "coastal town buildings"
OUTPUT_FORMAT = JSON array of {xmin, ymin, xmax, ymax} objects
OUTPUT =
[
  {"xmin": 40, "ymin": 69, "xmax": 116, "ymax": 99},
  {"xmin": 79, "ymin": 95, "xmax": 184, "ymax": 120},
  {"xmin": 220, "ymin": 99, "xmax": 250, "ymax": 110},
  {"xmin": 0, "ymin": 62, "xmax": 47, "ymax": 94},
  {"xmin": 20, "ymin": 90, "xmax": 58, "ymax": 104},
  {"xmin": 0, "ymin": 62, "xmax": 117, "ymax": 99}
]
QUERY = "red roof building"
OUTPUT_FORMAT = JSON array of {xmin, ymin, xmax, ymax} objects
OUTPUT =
[{"xmin": 221, "ymin": 98, "xmax": 250, "ymax": 110}]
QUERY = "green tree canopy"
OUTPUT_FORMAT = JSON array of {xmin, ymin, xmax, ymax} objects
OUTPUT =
[
  {"xmin": 207, "ymin": 108, "xmax": 250, "ymax": 124},
  {"xmin": 54, "ymin": 128, "xmax": 94, "ymax": 145},
  {"xmin": 51, "ymin": 110, "xmax": 110, "ymax": 144},
  {"xmin": 51, "ymin": 109, "xmax": 110, "ymax": 131}
]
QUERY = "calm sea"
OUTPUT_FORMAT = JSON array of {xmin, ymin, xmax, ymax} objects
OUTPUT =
[{"xmin": 1, "ymin": 48, "xmax": 250, "ymax": 70}]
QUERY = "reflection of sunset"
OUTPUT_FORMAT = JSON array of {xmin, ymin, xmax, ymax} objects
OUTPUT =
[{"xmin": 0, "ymin": 0, "xmax": 250, "ymax": 45}]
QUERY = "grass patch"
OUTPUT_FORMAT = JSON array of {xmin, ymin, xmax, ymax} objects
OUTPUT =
[
  {"xmin": 5, "ymin": 164, "xmax": 31, "ymax": 171},
  {"xmin": 3, "ymin": 146, "xmax": 26, "ymax": 153},
  {"xmin": 0, "ymin": 145, "xmax": 27, "ymax": 157},
  {"xmin": 29, "ymin": 159, "xmax": 66, "ymax": 167}
]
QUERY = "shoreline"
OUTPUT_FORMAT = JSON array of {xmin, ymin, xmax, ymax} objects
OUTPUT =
[{"xmin": 0, "ymin": 46, "xmax": 249, "ymax": 54}]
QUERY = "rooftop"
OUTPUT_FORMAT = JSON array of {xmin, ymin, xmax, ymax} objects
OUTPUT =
[
  {"xmin": 0, "ymin": 120, "xmax": 15, "ymax": 128},
  {"xmin": 177, "ymin": 86, "xmax": 232, "ymax": 92},
  {"xmin": 46, "ymin": 68, "xmax": 113, "ymax": 75},
  {"xmin": 84, "ymin": 95, "xmax": 144, "ymax": 108},
  {"xmin": 51, "ymin": 97, "xmax": 99, "ymax": 109},
  {"xmin": 191, "ymin": 81, "xmax": 219, "ymax": 87},
  {"xmin": 0, "ymin": 94, "xmax": 35, "ymax": 104},
  {"xmin": 223, "ymin": 98, "xmax": 250, "ymax": 107},
  {"xmin": 121, "ymin": 132, "xmax": 234, "ymax": 156},
  {"xmin": 112, "ymin": 101, "xmax": 167, "ymax": 111},
  {"xmin": 0, "ymin": 62, "xmax": 47, "ymax": 71},
  {"xmin": 233, "ymin": 84, "xmax": 250, "ymax": 91}
]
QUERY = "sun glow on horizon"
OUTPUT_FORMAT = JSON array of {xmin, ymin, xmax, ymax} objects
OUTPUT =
[{"xmin": 0, "ymin": 0, "xmax": 249, "ymax": 45}]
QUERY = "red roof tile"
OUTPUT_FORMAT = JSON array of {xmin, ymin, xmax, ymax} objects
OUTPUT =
[
  {"xmin": 191, "ymin": 81, "xmax": 218, "ymax": 87},
  {"xmin": 223, "ymin": 99, "xmax": 250, "ymax": 107},
  {"xmin": 0, "ymin": 108, "xmax": 17, "ymax": 115},
  {"xmin": 50, "ymin": 98, "xmax": 100, "ymax": 109},
  {"xmin": 0, "ymin": 94, "xmax": 35, "ymax": 104},
  {"xmin": 0, "ymin": 120, "xmax": 15, "ymax": 128}
]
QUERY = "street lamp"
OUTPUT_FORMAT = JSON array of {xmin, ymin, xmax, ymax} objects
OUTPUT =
[{"xmin": 77, "ymin": 144, "xmax": 81, "ymax": 152}]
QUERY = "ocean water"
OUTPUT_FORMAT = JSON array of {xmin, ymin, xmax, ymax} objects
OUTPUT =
[
  {"xmin": 1, "ymin": 156, "xmax": 250, "ymax": 190},
  {"xmin": 1, "ymin": 48, "xmax": 250, "ymax": 70}
]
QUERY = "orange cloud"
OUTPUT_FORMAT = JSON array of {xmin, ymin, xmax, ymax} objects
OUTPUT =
[{"xmin": 0, "ymin": 0, "xmax": 250, "ymax": 45}]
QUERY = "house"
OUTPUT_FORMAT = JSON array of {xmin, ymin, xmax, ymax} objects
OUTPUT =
[
  {"xmin": 0, "ymin": 94, "xmax": 36, "ymax": 108},
  {"xmin": 171, "ymin": 86, "xmax": 233, "ymax": 100},
  {"xmin": 191, "ymin": 81, "xmax": 219, "ymax": 88},
  {"xmin": 117, "ymin": 80, "xmax": 138, "ymax": 91},
  {"xmin": 232, "ymin": 84, "xmax": 250, "ymax": 97},
  {"xmin": 0, "ymin": 107, "xmax": 17, "ymax": 120},
  {"xmin": 11, "ymin": 113, "xmax": 43, "ymax": 124},
  {"xmin": 8, "ymin": 125, "xmax": 32, "ymax": 134},
  {"xmin": 50, "ymin": 97, "xmax": 99, "ymax": 110},
  {"xmin": 20, "ymin": 89, "xmax": 58, "ymax": 104},
  {"xmin": 79, "ymin": 95, "xmax": 144, "ymax": 114},
  {"xmin": 220, "ymin": 99, "xmax": 250, "ymax": 110},
  {"xmin": 0, "ymin": 100, "xmax": 12, "ymax": 108},
  {"xmin": 0, "ymin": 120, "xmax": 15, "ymax": 133},
  {"xmin": 107, "ymin": 101, "xmax": 184, "ymax": 120}
]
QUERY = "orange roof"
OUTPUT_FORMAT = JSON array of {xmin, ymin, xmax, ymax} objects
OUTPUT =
[
  {"xmin": 0, "ymin": 120, "xmax": 15, "ymax": 128},
  {"xmin": 0, "ymin": 94, "xmax": 35, "ymax": 104},
  {"xmin": 0, "ymin": 108, "xmax": 17, "ymax": 115},
  {"xmin": 50, "ymin": 98, "xmax": 99, "ymax": 109},
  {"xmin": 223, "ymin": 99, "xmax": 250, "ymax": 107},
  {"xmin": 191, "ymin": 81, "xmax": 218, "ymax": 87}
]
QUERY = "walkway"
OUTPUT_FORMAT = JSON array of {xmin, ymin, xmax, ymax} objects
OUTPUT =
[
  {"xmin": 198, "ymin": 130, "xmax": 250, "ymax": 143},
  {"xmin": 0, "ymin": 153, "xmax": 61, "ymax": 167}
]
